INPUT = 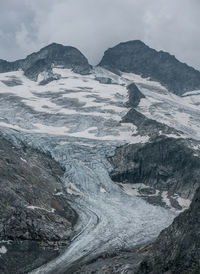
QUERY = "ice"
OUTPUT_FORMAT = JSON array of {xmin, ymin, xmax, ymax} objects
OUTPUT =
[
  {"xmin": 100, "ymin": 187, "xmax": 106, "ymax": 193},
  {"xmin": 66, "ymin": 183, "xmax": 84, "ymax": 196},
  {"xmin": 20, "ymin": 157, "xmax": 27, "ymax": 163},
  {"xmin": 0, "ymin": 129, "xmax": 173, "ymax": 274},
  {"xmin": 0, "ymin": 68, "xmax": 179, "ymax": 273},
  {"xmin": 26, "ymin": 205, "xmax": 55, "ymax": 213},
  {"xmin": 176, "ymin": 196, "xmax": 191, "ymax": 209},
  {"xmin": 0, "ymin": 246, "xmax": 7, "ymax": 254},
  {"xmin": 135, "ymin": 85, "xmax": 200, "ymax": 140}
]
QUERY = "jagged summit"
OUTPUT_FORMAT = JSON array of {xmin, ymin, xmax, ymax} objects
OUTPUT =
[
  {"xmin": 99, "ymin": 40, "xmax": 200, "ymax": 95},
  {"xmin": 0, "ymin": 42, "xmax": 91, "ymax": 80},
  {"xmin": 1, "ymin": 40, "xmax": 200, "ymax": 94}
]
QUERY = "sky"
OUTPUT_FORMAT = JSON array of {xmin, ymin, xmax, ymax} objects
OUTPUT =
[{"xmin": 0, "ymin": 0, "xmax": 200, "ymax": 69}]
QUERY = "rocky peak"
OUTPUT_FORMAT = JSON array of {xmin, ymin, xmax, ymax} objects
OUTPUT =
[
  {"xmin": 0, "ymin": 43, "xmax": 91, "ymax": 81},
  {"xmin": 23, "ymin": 43, "xmax": 90, "ymax": 69},
  {"xmin": 99, "ymin": 40, "xmax": 200, "ymax": 95}
]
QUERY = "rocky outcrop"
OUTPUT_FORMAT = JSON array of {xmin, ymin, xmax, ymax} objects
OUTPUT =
[
  {"xmin": 122, "ymin": 107, "xmax": 181, "ymax": 139},
  {"xmin": 126, "ymin": 83, "xmax": 145, "ymax": 108},
  {"xmin": 122, "ymin": 82, "xmax": 182, "ymax": 138},
  {"xmin": 73, "ymin": 248, "xmax": 144, "ymax": 274},
  {"xmin": 0, "ymin": 43, "xmax": 91, "ymax": 81},
  {"xmin": 0, "ymin": 135, "xmax": 77, "ymax": 274},
  {"xmin": 99, "ymin": 40, "xmax": 200, "ymax": 95},
  {"xmin": 137, "ymin": 186, "xmax": 200, "ymax": 274},
  {"xmin": 109, "ymin": 137, "xmax": 200, "ymax": 200}
]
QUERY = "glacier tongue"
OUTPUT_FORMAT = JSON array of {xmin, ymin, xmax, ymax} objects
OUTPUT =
[
  {"xmin": 0, "ymin": 130, "xmax": 174, "ymax": 274},
  {"xmin": 0, "ymin": 68, "xmax": 175, "ymax": 273}
]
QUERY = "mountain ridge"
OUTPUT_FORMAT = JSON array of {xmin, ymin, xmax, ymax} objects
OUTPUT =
[
  {"xmin": 0, "ymin": 42, "xmax": 91, "ymax": 80},
  {"xmin": 99, "ymin": 40, "xmax": 200, "ymax": 95},
  {"xmin": 1, "ymin": 40, "xmax": 200, "ymax": 95}
]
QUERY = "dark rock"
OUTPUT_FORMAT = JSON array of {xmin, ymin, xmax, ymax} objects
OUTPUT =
[
  {"xmin": 95, "ymin": 76, "xmax": 112, "ymax": 84},
  {"xmin": 0, "ymin": 135, "xmax": 77, "ymax": 273},
  {"xmin": 137, "ymin": 186, "xmax": 200, "ymax": 274},
  {"xmin": 0, "ymin": 59, "xmax": 18, "ymax": 73},
  {"xmin": 1, "ymin": 77, "xmax": 22, "ymax": 86},
  {"xmin": 109, "ymin": 137, "xmax": 200, "ymax": 199},
  {"xmin": 0, "ymin": 240, "xmax": 59, "ymax": 274},
  {"xmin": 122, "ymin": 108, "xmax": 181, "ymax": 138},
  {"xmin": 73, "ymin": 248, "xmax": 144, "ymax": 274},
  {"xmin": 0, "ymin": 43, "xmax": 91, "ymax": 81},
  {"xmin": 24, "ymin": 58, "xmax": 52, "ymax": 81},
  {"xmin": 99, "ymin": 40, "xmax": 200, "ymax": 95},
  {"xmin": 126, "ymin": 83, "xmax": 145, "ymax": 108}
]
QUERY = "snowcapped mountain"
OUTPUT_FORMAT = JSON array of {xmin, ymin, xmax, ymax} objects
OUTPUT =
[
  {"xmin": 99, "ymin": 40, "xmax": 200, "ymax": 95},
  {"xmin": 0, "ymin": 41, "xmax": 199, "ymax": 274}
]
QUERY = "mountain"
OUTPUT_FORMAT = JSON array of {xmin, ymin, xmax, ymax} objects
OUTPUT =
[
  {"xmin": 0, "ymin": 43, "xmax": 91, "ymax": 81},
  {"xmin": 0, "ymin": 41, "xmax": 199, "ymax": 273},
  {"xmin": 99, "ymin": 40, "xmax": 200, "ymax": 95}
]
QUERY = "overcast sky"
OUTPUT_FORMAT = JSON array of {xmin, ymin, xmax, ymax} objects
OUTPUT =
[{"xmin": 0, "ymin": 0, "xmax": 200, "ymax": 69}]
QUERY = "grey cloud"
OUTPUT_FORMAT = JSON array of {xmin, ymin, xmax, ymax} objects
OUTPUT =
[{"xmin": 0, "ymin": 0, "xmax": 200, "ymax": 69}]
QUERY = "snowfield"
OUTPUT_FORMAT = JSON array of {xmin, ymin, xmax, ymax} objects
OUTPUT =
[
  {"xmin": 121, "ymin": 72, "xmax": 200, "ymax": 141},
  {"xmin": 0, "ymin": 67, "xmax": 194, "ymax": 273}
]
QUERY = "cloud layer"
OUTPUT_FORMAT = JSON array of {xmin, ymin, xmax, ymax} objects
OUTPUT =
[{"xmin": 1, "ymin": 0, "xmax": 200, "ymax": 69}]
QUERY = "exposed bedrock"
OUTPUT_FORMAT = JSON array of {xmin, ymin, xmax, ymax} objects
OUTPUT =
[
  {"xmin": 109, "ymin": 136, "xmax": 200, "ymax": 200},
  {"xmin": 126, "ymin": 83, "xmax": 145, "ymax": 108},
  {"xmin": 99, "ymin": 40, "xmax": 200, "ymax": 95},
  {"xmin": 122, "ymin": 83, "xmax": 182, "ymax": 138},
  {"xmin": 123, "ymin": 107, "xmax": 180, "ymax": 139},
  {"xmin": 137, "ymin": 186, "xmax": 200, "ymax": 274},
  {"xmin": 0, "ymin": 43, "xmax": 91, "ymax": 81},
  {"xmin": 0, "ymin": 135, "xmax": 77, "ymax": 274}
]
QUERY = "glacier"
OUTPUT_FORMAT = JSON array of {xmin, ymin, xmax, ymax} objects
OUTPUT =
[{"xmin": 0, "ymin": 67, "xmax": 192, "ymax": 273}]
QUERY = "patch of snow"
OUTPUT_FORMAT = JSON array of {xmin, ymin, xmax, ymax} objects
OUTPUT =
[
  {"xmin": 121, "ymin": 72, "xmax": 166, "ymax": 89},
  {"xmin": 20, "ymin": 157, "xmax": 27, "ymax": 163},
  {"xmin": 161, "ymin": 191, "xmax": 171, "ymax": 208},
  {"xmin": 0, "ymin": 240, "xmax": 11, "ymax": 244},
  {"xmin": 54, "ymin": 192, "xmax": 64, "ymax": 196},
  {"xmin": 119, "ymin": 183, "xmax": 140, "ymax": 196},
  {"xmin": 26, "ymin": 205, "xmax": 55, "ymax": 213},
  {"xmin": 119, "ymin": 183, "xmax": 160, "ymax": 198},
  {"xmin": 100, "ymin": 187, "xmax": 106, "ymax": 193},
  {"xmin": 66, "ymin": 183, "xmax": 84, "ymax": 196},
  {"xmin": 0, "ymin": 246, "xmax": 7, "ymax": 254},
  {"xmin": 136, "ymin": 86, "xmax": 200, "ymax": 140},
  {"xmin": 37, "ymin": 71, "xmax": 50, "ymax": 82},
  {"xmin": 176, "ymin": 196, "xmax": 191, "ymax": 209}
]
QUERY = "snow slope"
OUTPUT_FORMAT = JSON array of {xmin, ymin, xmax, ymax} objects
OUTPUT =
[
  {"xmin": 0, "ymin": 67, "xmax": 189, "ymax": 273},
  {"xmin": 121, "ymin": 72, "xmax": 200, "ymax": 141}
]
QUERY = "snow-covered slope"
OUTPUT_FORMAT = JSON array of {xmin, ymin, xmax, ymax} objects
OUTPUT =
[
  {"xmin": 121, "ymin": 72, "xmax": 200, "ymax": 141},
  {"xmin": 0, "ymin": 68, "xmax": 148, "ymax": 142},
  {"xmin": 0, "ymin": 67, "xmax": 180, "ymax": 273}
]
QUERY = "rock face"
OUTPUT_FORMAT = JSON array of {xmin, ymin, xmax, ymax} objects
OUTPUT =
[
  {"xmin": 0, "ymin": 135, "xmax": 77, "ymax": 274},
  {"xmin": 122, "ymin": 108, "xmax": 180, "ymax": 138},
  {"xmin": 75, "ymin": 187, "xmax": 200, "ymax": 274},
  {"xmin": 0, "ymin": 43, "xmax": 91, "ymax": 81},
  {"xmin": 137, "ymin": 186, "xmax": 200, "ymax": 274},
  {"xmin": 109, "ymin": 137, "xmax": 200, "ymax": 200},
  {"xmin": 99, "ymin": 40, "xmax": 200, "ymax": 94},
  {"xmin": 126, "ymin": 83, "xmax": 145, "ymax": 108}
]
